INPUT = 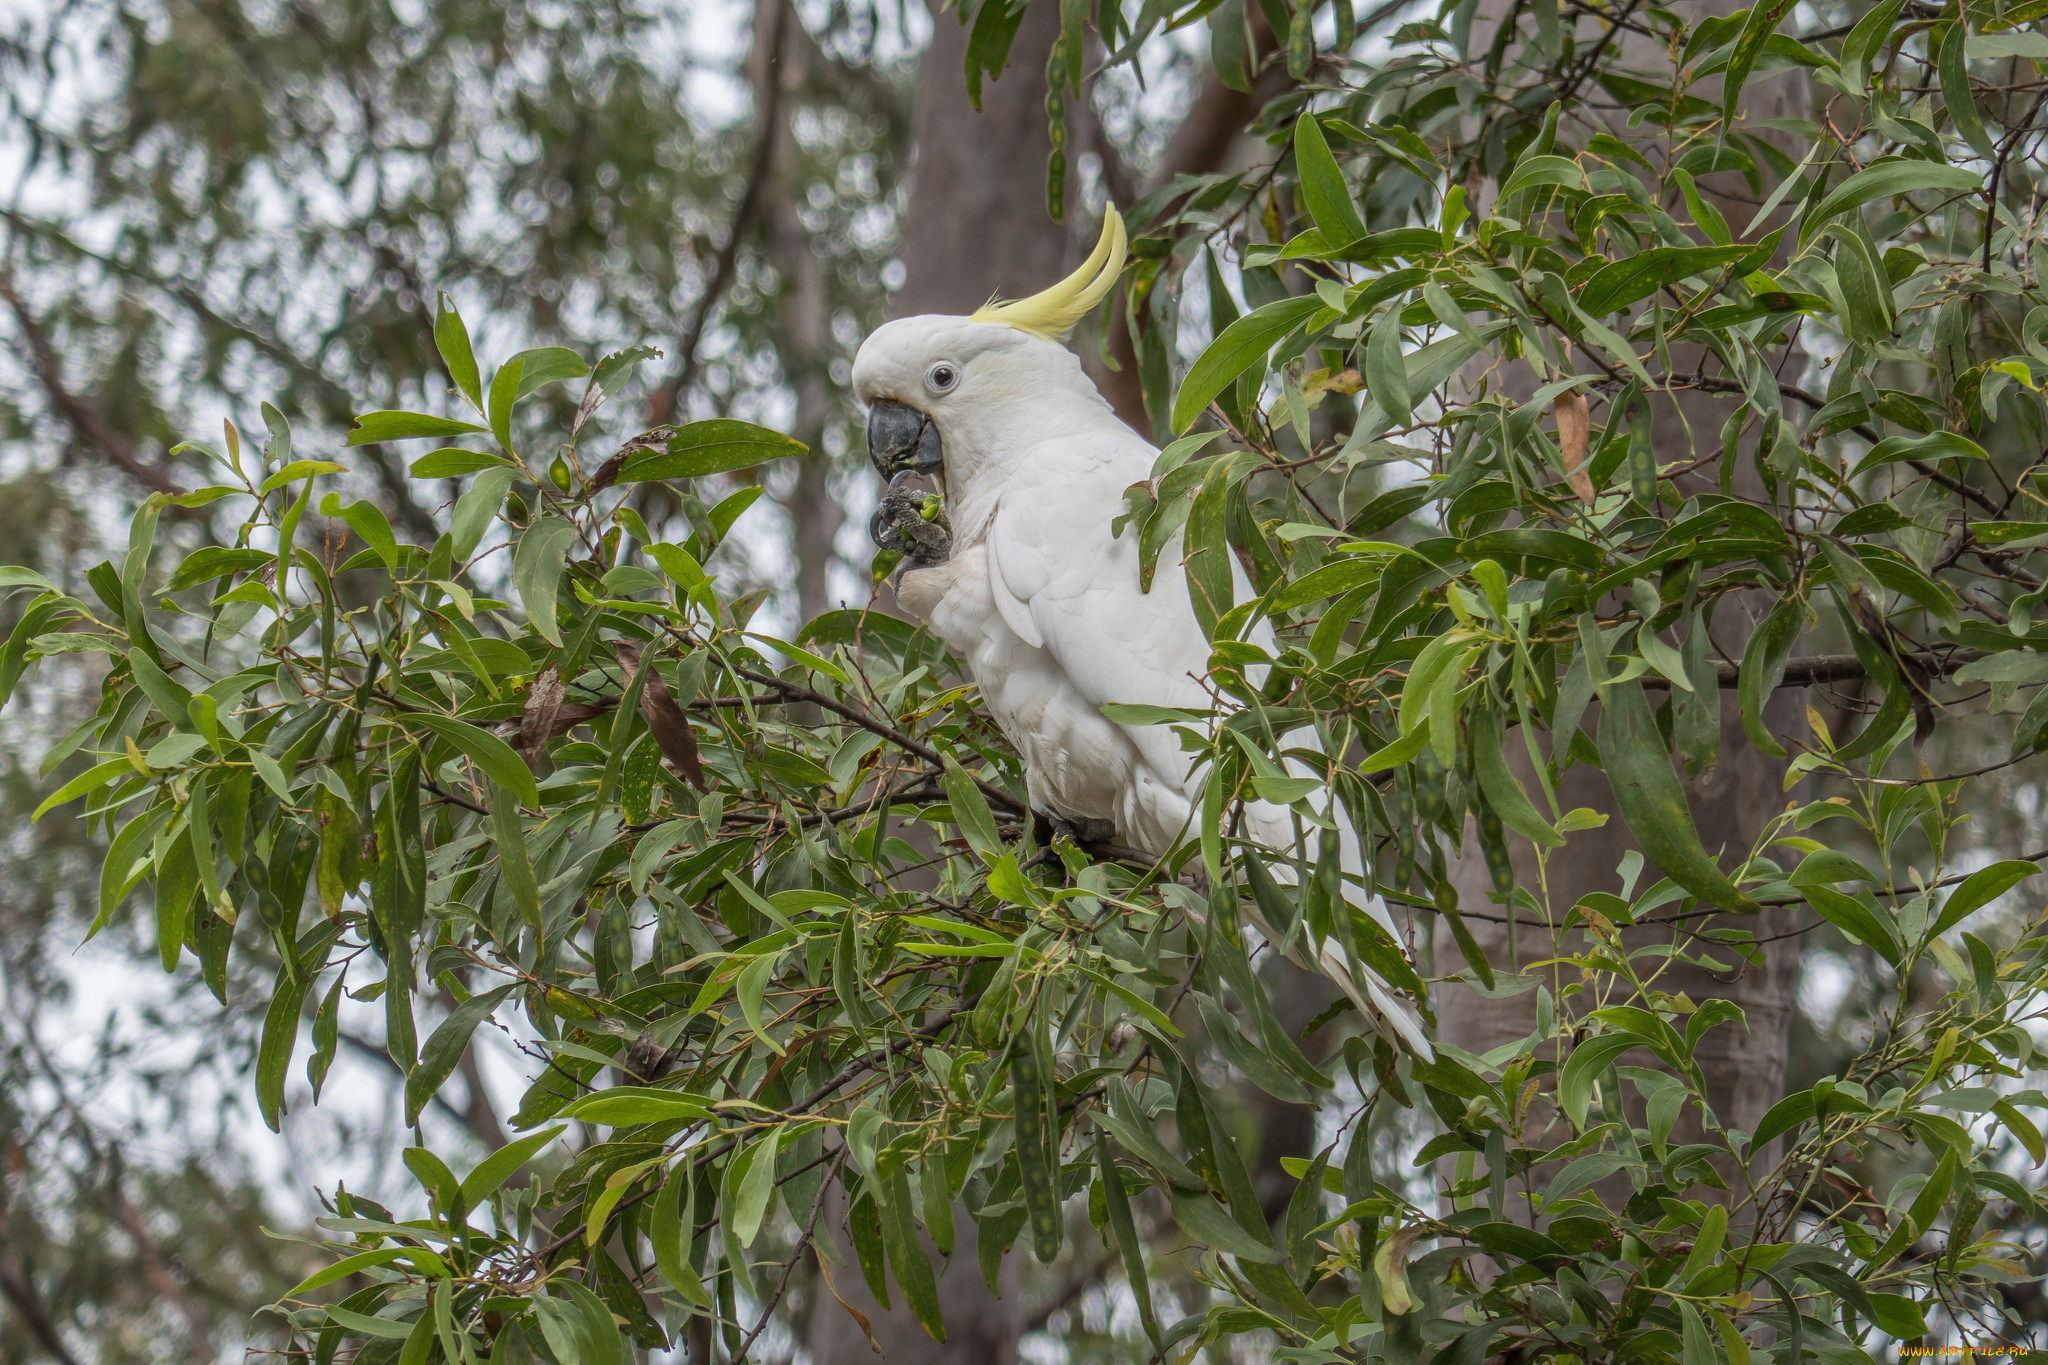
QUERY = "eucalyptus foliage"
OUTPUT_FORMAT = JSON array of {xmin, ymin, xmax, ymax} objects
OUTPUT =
[{"xmin": 13, "ymin": 0, "xmax": 2048, "ymax": 1359}]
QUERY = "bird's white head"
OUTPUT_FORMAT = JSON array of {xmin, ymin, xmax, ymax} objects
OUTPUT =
[{"xmin": 853, "ymin": 208, "xmax": 1127, "ymax": 495}]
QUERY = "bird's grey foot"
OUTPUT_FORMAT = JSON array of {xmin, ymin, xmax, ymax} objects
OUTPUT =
[
  {"xmin": 869, "ymin": 480, "xmax": 951, "ymax": 567},
  {"xmin": 1040, "ymin": 811, "xmax": 1118, "ymax": 846}
]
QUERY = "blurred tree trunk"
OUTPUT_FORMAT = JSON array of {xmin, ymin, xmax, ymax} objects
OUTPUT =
[
  {"xmin": 760, "ymin": 0, "xmax": 846, "ymax": 624},
  {"xmin": 1440, "ymin": 0, "xmax": 1814, "ymax": 1195}
]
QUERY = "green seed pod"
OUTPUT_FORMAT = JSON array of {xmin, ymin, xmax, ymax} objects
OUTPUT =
[
  {"xmin": 1287, "ymin": 0, "xmax": 1313, "ymax": 79},
  {"xmin": 1334, "ymin": 0, "xmax": 1356, "ymax": 51},
  {"xmin": 1045, "ymin": 50, "xmax": 1068, "ymax": 223},
  {"xmin": 1390, "ymin": 766, "xmax": 1417, "ymax": 889},
  {"xmin": 549, "ymin": 452, "xmax": 574, "ymax": 493},
  {"xmin": 1412, "ymin": 746, "xmax": 1445, "ymax": 830},
  {"xmin": 1476, "ymin": 796, "xmax": 1513, "ymax": 895},
  {"xmin": 503, "ymin": 489, "xmax": 530, "ymax": 527}
]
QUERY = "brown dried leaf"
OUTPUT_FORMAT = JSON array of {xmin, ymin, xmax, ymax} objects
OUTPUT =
[
  {"xmin": 813, "ymin": 1249, "xmax": 880, "ymax": 1355},
  {"xmin": 518, "ymin": 665, "xmax": 567, "ymax": 761},
  {"xmin": 612, "ymin": 641, "xmax": 706, "ymax": 790},
  {"xmin": 1556, "ymin": 389, "xmax": 1593, "ymax": 505}
]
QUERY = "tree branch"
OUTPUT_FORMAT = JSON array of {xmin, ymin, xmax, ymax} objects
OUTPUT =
[
  {"xmin": 0, "ymin": 271, "xmax": 183, "ymax": 496},
  {"xmin": 648, "ymin": 0, "xmax": 791, "ymax": 424}
]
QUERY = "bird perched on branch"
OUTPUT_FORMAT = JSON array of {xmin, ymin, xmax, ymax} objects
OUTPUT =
[{"xmin": 854, "ymin": 208, "xmax": 1431, "ymax": 1057}]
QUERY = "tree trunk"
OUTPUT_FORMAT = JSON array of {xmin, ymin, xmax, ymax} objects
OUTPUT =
[{"xmin": 1439, "ymin": 0, "xmax": 1814, "ymax": 1200}]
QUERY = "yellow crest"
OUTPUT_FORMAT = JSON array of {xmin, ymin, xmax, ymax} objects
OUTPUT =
[{"xmin": 970, "ymin": 207, "xmax": 1127, "ymax": 342}]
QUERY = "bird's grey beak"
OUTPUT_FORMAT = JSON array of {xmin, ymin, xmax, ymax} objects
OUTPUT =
[{"xmin": 866, "ymin": 400, "xmax": 943, "ymax": 481}]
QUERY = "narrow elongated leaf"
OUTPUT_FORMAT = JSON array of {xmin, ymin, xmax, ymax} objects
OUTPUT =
[
  {"xmin": 511, "ymin": 516, "xmax": 578, "ymax": 647},
  {"xmin": 1598, "ymin": 679, "xmax": 1761, "ymax": 913},
  {"xmin": 346, "ymin": 411, "xmax": 488, "ymax": 445},
  {"xmin": 434, "ymin": 293, "xmax": 482, "ymax": 408},
  {"xmin": 1173, "ymin": 296, "xmax": 1323, "ymax": 433},
  {"xmin": 405, "ymin": 984, "xmax": 516, "ymax": 1126},
  {"xmin": 1293, "ymin": 114, "xmax": 1365, "ymax": 245},
  {"xmin": 410, "ymin": 713, "xmax": 539, "ymax": 808},
  {"xmin": 616, "ymin": 420, "xmax": 808, "ymax": 482},
  {"xmin": 1804, "ymin": 160, "xmax": 1984, "ymax": 241},
  {"xmin": 1933, "ymin": 860, "xmax": 2039, "ymax": 937}
]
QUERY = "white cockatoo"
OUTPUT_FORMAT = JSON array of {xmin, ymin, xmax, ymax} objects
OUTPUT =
[{"xmin": 853, "ymin": 208, "xmax": 1431, "ymax": 1057}]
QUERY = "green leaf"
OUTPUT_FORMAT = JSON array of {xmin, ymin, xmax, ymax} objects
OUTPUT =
[
  {"xmin": 1942, "ymin": 24, "xmax": 1996, "ymax": 159},
  {"xmin": 939, "ymin": 756, "xmax": 1004, "ymax": 859},
  {"xmin": 1805, "ymin": 886, "xmax": 1900, "ymax": 965},
  {"xmin": 1737, "ymin": 600, "xmax": 1799, "ymax": 759},
  {"xmin": 511, "ymin": 515, "xmax": 578, "ymax": 647},
  {"xmin": 1578, "ymin": 245, "xmax": 1754, "ymax": 317},
  {"xmin": 458, "ymin": 1125, "xmax": 565, "ymax": 1209},
  {"xmin": 1598, "ymin": 679, "xmax": 1761, "ymax": 914},
  {"xmin": 405, "ymin": 984, "xmax": 516, "ymax": 1127},
  {"xmin": 409, "ymin": 713, "xmax": 539, "ymax": 808},
  {"xmin": 1366, "ymin": 306, "xmax": 1411, "ymax": 426},
  {"xmin": 557, "ymin": 1088, "xmax": 715, "ymax": 1126},
  {"xmin": 1293, "ymin": 114, "xmax": 1365, "ymax": 245},
  {"xmin": 434, "ymin": 293, "xmax": 482, "ymax": 408},
  {"xmin": 731, "ymin": 1129, "xmax": 783, "ymax": 1247},
  {"xmin": 410, "ymin": 448, "xmax": 511, "ymax": 478},
  {"xmin": 1498, "ymin": 154, "xmax": 1585, "ymax": 199},
  {"xmin": 1470, "ymin": 709, "xmax": 1563, "ymax": 847},
  {"xmin": 1012, "ymin": 1031, "xmax": 1063, "ymax": 1264},
  {"xmin": 450, "ymin": 467, "xmax": 513, "ymax": 561},
  {"xmin": 881, "ymin": 1170, "xmax": 947, "ymax": 1341},
  {"xmin": 1804, "ymin": 159, "xmax": 1985, "ymax": 242},
  {"xmin": 1932, "ymin": 860, "xmax": 2039, "ymax": 937},
  {"xmin": 506, "ymin": 346, "xmax": 589, "ymax": 399},
  {"xmin": 1558, "ymin": 1033, "xmax": 1642, "ymax": 1128},
  {"xmin": 257, "ymin": 962, "xmax": 311, "ymax": 1132},
  {"xmin": 1721, "ymin": 0, "xmax": 1798, "ymax": 125},
  {"xmin": 345, "ymin": 412, "xmax": 488, "ymax": 446},
  {"xmin": 1856, "ymin": 430, "xmax": 1987, "ymax": 476},
  {"xmin": 258, "ymin": 460, "xmax": 346, "ymax": 494},
  {"xmin": 489, "ymin": 782, "xmax": 541, "ymax": 931},
  {"xmin": 488, "ymin": 356, "xmax": 525, "ymax": 452},
  {"xmin": 616, "ymin": 419, "xmax": 808, "ymax": 482},
  {"xmin": 1167, "ymin": 1185, "xmax": 1281, "ymax": 1262},
  {"xmin": 1173, "ymin": 296, "xmax": 1323, "ymax": 433},
  {"xmin": 281, "ymin": 1248, "xmax": 411, "ymax": 1300}
]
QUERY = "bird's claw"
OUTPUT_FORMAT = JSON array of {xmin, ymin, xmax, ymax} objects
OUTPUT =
[
  {"xmin": 1039, "ymin": 811, "xmax": 1118, "ymax": 846},
  {"xmin": 869, "ymin": 478, "xmax": 952, "ymax": 568}
]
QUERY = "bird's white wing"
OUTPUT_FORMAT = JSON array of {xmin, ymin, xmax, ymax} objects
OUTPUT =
[{"xmin": 987, "ymin": 480, "xmax": 1433, "ymax": 1058}]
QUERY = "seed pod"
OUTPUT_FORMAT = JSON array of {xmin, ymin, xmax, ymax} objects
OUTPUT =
[
  {"xmin": 1334, "ymin": 0, "xmax": 1356, "ymax": 51},
  {"xmin": 1475, "ymin": 796, "xmax": 1513, "ymax": 895},
  {"xmin": 1390, "ymin": 766, "xmax": 1417, "ymax": 889},
  {"xmin": 549, "ymin": 452, "xmax": 574, "ymax": 492},
  {"xmin": 1412, "ymin": 746, "xmax": 1445, "ymax": 830},
  {"xmin": 503, "ymin": 488, "xmax": 530, "ymax": 526},
  {"xmin": 1012, "ymin": 1029, "xmax": 1063, "ymax": 1263},
  {"xmin": 1044, "ymin": 51, "xmax": 1068, "ymax": 224}
]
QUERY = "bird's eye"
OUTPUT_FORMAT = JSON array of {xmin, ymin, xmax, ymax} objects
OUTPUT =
[{"xmin": 926, "ymin": 363, "xmax": 958, "ymax": 394}]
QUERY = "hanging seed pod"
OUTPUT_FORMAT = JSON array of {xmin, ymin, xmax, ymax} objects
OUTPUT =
[
  {"xmin": 1390, "ymin": 765, "xmax": 1418, "ymax": 889},
  {"xmin": 1287, "ymin": 0, "xmax": 1314, "ymax": 79},
  {"xmin": 1412, "ymin": 746, "xmax": 1446, "ymax": 829},
  {"xmin": 1044, "ymin": 50, "xmax": 1069, "ymax": 224},
  {"xmin": 1626, "ymin": 398, "xmax": 1658, "ymax": 511},
  {"xmin": 549, "ymin": 452, "xmax": 574, "ymax": 493},
  {"xmin": 1334, "ymin": 0, "xmax": 1356, "ymax": 52},
  {"xmin": 1475, "ymin": 795, "xmax": 1513, "ymax": 895},
  {"xmin": 503, "ymin": 488, "xmax": 531, "ymax": 526}
]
